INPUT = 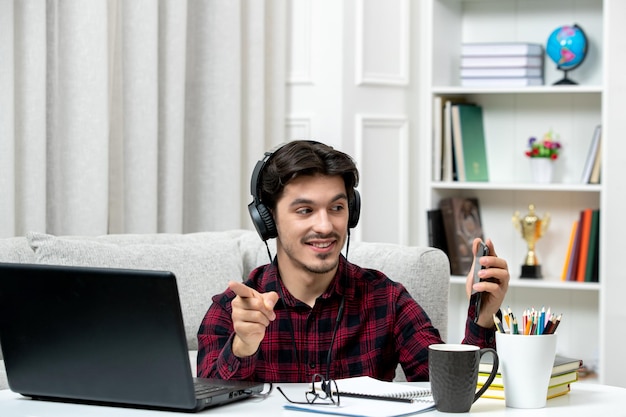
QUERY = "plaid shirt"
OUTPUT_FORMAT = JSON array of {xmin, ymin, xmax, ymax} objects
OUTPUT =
[{"xmin": 197, "ymin": 255, "xmax": 495, "ymax": 382}]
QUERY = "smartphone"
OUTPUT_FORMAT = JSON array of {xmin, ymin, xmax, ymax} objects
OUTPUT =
[
  {"xmin": 473, "ymin": 241, "xmax": 489, "ymax": 322},
  {"xmin": 472, "ymin": 240, "xmax": 489, "ymax": 295}
]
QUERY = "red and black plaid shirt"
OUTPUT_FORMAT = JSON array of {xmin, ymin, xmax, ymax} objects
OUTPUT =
[{"xmin": 197, "ymin": 255, "xmax": 494, "ymax": 382}]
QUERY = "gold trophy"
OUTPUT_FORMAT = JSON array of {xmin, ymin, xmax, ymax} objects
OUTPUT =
[{"xmin": 512, "ymin": 204, "xmax": 550, "ymax": 278}]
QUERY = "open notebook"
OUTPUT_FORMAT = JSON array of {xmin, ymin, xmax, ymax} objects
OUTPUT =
[{"xmin": 284, "ymin": 376, "xmax": 434, "ymax": 417}]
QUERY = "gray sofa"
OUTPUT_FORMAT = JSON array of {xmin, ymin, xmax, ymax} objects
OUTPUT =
[{"xmin": 0, "ymin": 229, "xmax": 450, "ymax": 390}]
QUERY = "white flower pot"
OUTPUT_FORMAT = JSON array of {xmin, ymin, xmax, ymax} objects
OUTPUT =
[{"xmin": 530, "ymin": 158, "xmax": 554, "ymax": 183}]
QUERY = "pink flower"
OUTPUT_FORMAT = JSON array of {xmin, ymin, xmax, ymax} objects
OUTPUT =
[{"xmin": 525, "ymin": 131, "xmax": 562, "ymax": 160}]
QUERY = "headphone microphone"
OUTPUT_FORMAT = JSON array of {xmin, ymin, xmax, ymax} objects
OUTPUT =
[{"xmin": 247, "ymin": 142, "xmax": 361, "ymax": 242}]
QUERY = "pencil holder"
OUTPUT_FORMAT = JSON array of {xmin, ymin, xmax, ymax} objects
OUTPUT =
[{"xmin": 495, "ymin": 333, "xmax": 557, "ymax": 409}]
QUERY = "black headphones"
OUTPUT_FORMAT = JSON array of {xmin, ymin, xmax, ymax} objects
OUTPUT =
[{"xmin": 248, "ymin": 142, "xmax": 361, "ymax": 241}]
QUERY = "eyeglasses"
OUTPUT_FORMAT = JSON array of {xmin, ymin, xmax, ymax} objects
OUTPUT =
[{"xmin": 277, "ymin": 374, "xmax": 341, "ymax": 406}]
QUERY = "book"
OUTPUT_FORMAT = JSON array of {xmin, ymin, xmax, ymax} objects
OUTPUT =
[
  {"xmin": 576, "ymin": 209, "xmax": 593, "ymax": 282},
  {"xmin": 432, "ymin": 96, "xmax": 443, "ymax": 181},
  {"xmin": 451, "ymin": 104, "xmax": 489, "ymax": 182},
  {"xmin": 589, "ymin": 213, "xmax": 600, "ymax": 283},
  {"xmin": 479, "ymin": 354, "xmax": 583, "ymax": 376},
  {"xmin": 426, "ymin": 209, "xmax": 449, "ymax": 255},
  {"xmin": 589, "ymin": 131, "xmax": 603, "ymax": 184},
  {"xmin": 461, "ymin": 42, "xmax": 544, "ymax": 57},
  {"xmin": 477, "ymin": 355, "xmax": 580, "ymax": 402},
  {"xmin": 443, "ymin": 99, "xmax": 454, "ymax": 182},
  {"xmin": 585, "ymin": 209, "xmax": 600, "ymax": 282},
  {"xmin": 441, "ymin": 97, "xmax": 467, "ymax": 182},
  {"xmin": 477, "ymin": 382, "xmax": 571, "ymax": 400},
  {"xmin": 477, "ymin": 369, "xmax": 578, "ymax": 388},
  {"xmin": 461, "ymin": 77, "xmax": 543, "ymax": 87},
  {"xmin": 286, "ymin": 376, "xmax": 435, "ymax": 417},
  {"xmin": 460, "ymin": 67, "xmax": 543, "ymax": 78},
  {"xmin": 450, "ymin": 105, "xmax": 466, "ymax": 181},
  {"xmin": 438, "ymin": 197, "xmax": 484, "ymax": 276},
  {"xmin": 566, "ymin": 214, "xmax": 584, "ymax": 281},
  {"xmin": 461, "ymin": 55, "xmax": 543, "ymax": 68},
  {"xmin": 561, "ymin": 220, "xmax": 579, "ymax": 281},
  {"xmin": 580, "ymin": 125, "xmax": 602, "ymax": 183}
]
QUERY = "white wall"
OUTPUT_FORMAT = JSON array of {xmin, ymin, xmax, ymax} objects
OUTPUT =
[{"xmin": 286, "ymin": 0, "xmax": 422, "ymax": 245}]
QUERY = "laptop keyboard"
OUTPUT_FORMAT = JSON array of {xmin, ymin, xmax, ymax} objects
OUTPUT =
[{"xmin": 193, "ymin": 380, "xmax": 230, "ymax": 398}]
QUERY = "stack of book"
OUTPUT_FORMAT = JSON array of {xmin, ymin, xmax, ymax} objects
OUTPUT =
[
  {"xmin": 460, "ymin": 42, "xmax": 544, "ymax": 87},
  {"xmin": 561, "ymin": 208, "xmax": 600, "ymax": 282},
  {"xmin": 431, "ymin": 97, "xmax": 489, "ymax": 182},
  {"xmin": 477, "ymin": 355, "xmax": 583, "ymax": 400}
]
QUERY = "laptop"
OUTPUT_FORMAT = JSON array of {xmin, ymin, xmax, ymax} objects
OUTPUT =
[{"xmin": 0, "ymin": 262, "xmax": 264, "ymax": 411}]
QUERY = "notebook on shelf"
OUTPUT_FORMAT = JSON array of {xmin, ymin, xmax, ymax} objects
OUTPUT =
[{"xmin": 0, "ymin": 262, "xmax": 265, "ymax": 412}]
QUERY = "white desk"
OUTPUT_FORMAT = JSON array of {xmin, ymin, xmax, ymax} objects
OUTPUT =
[{"xmin": 0, "ymin": 383, "xmax": 625, "ymax": 416}]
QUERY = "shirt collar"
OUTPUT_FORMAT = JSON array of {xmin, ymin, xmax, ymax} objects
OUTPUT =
[{"xmin": 269, "ymin": 255, "xmax": 349, "ymax": 309}]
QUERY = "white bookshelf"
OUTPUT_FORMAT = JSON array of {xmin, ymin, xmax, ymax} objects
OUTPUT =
[{"xmin": 418, "ymin": 0, "xmax": 626, "ymax": 387}]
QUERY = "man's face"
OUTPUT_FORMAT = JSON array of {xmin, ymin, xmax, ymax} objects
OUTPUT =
[{"xmin": 273, "ymin": 174, "xmax": 349, "ymax": 276}]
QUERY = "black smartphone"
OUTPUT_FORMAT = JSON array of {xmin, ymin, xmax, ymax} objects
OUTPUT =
[
  {"xmin": 473, "ymin": 241, "xmax": 489, "ymax": 322},
  {"xmin": 472, "ymin": 240, "xmax": 489, "ymax": 295}
]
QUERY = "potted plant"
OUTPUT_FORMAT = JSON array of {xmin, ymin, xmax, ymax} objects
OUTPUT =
[{"xmin": 525, "ymin": 130, "xmax": 562, "ymax": 183}]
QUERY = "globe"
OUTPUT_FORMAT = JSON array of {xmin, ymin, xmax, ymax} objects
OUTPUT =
[{"xmin": 546, "ymin": 24, "xmax": 588, "ymax": 85}]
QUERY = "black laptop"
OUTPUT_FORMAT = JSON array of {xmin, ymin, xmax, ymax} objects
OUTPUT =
[{"xmin": 0, "ymin": 262, "xmax": 264, "ymax": 411}]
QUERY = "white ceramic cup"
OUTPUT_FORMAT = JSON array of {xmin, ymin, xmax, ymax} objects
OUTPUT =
[{"xmin": 495, "ymin": 332, "xmax": 557, "ymax": 409}]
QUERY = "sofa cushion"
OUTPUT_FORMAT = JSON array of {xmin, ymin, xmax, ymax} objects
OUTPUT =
[
  {"xmin": 0, "ymin": 236, "xmax": 37, "ymax": 263},
  {"xmin": 348, "ymin": 242, "xmax": 449, "ymax": 341},
  {"xmin": 27, "ymin": 232, "xmax": 244, "ymax": 350},
  {"xmin": 237, "ymin": 230, "xmax": 276, "ymax": 277}
]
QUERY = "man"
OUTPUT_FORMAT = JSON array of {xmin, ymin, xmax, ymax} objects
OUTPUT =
[{"xmin": 197, "ymin": 140, "xmax": 509, "ymax": 382}]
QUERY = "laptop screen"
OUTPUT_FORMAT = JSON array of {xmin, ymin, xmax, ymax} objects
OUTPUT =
[{"xmin": 0, "ymin": 262, "xmax": 253, "ymax": 411}]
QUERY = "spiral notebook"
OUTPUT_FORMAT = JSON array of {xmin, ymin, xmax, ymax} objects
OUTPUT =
[
  {"xmin": 284, "ymin": 376, "xmax": 434, "ymax": 417},
  {"xmin": 333, "ymin": 376, "xmax": 433, "ymax": 402}
]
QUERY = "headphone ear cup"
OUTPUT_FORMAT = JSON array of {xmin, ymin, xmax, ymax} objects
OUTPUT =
[
  {"xmin": 348, "ymin": 190, "xmax": 361, "ymax": 229},
  {"xmin": 248, "ymin": 201, "xmax": 277, "ymax": 241},
  {"xmin": 257, "ymin": 203, "xmax": 277, "ymax": 240}
]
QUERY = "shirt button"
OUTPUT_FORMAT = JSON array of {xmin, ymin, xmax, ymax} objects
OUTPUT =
[
  {"xmin": 309, "ymin": 362, "xmax": 316, "ymax": 369},
  {"xmin": 228, "ymin": 365, "xmax": 233, "ymax": 372}
]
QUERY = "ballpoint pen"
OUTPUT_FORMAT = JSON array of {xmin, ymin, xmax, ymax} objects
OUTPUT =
[{"xmin": 340, "ymin": 392, "xmax": 415, "ymax": 403}]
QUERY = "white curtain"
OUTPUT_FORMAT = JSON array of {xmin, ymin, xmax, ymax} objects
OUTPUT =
[{"xmin": 0, "ymin": 0, "xmax": 286, "ymax": 238}]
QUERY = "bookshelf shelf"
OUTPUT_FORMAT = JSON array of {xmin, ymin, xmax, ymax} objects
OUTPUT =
[
  {"xmin": 449, "ymin": 276, "xmax": 601, "ymax": 291},
  {"xmin": 430, "ymin": 182, "xmax": 602, "ymax": 193},
  {"xmin": 432, "ymin": 86, "xmax": 603, "ymax": 95},
  {"xmin": 418, "ymin": 0, "xmax": 626, "ymax": 387}
]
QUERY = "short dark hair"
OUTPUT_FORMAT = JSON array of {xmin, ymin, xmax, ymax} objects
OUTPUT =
[{"xmin": 259, "ymin": 140, "xmax": 360, "ymax": 212}]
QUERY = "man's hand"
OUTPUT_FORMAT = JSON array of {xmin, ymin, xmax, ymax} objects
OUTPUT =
[
  {"xmin": 465, "ymin": 238, "xmax": 510, "ymax": 329},
  {"xmin": 228, "ymin": 281, "xmax": 279, "ymax": 357}
]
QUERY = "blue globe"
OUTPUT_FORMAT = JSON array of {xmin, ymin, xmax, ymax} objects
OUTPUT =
[{"xmin": 546, "ymin": 24, "xmax": 588, "ymax": 71}]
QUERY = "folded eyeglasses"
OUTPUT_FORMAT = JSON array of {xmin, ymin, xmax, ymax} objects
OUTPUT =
[{"xmin": 277, "ymin": 374, "xmax": 340, "ymax": 406}]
